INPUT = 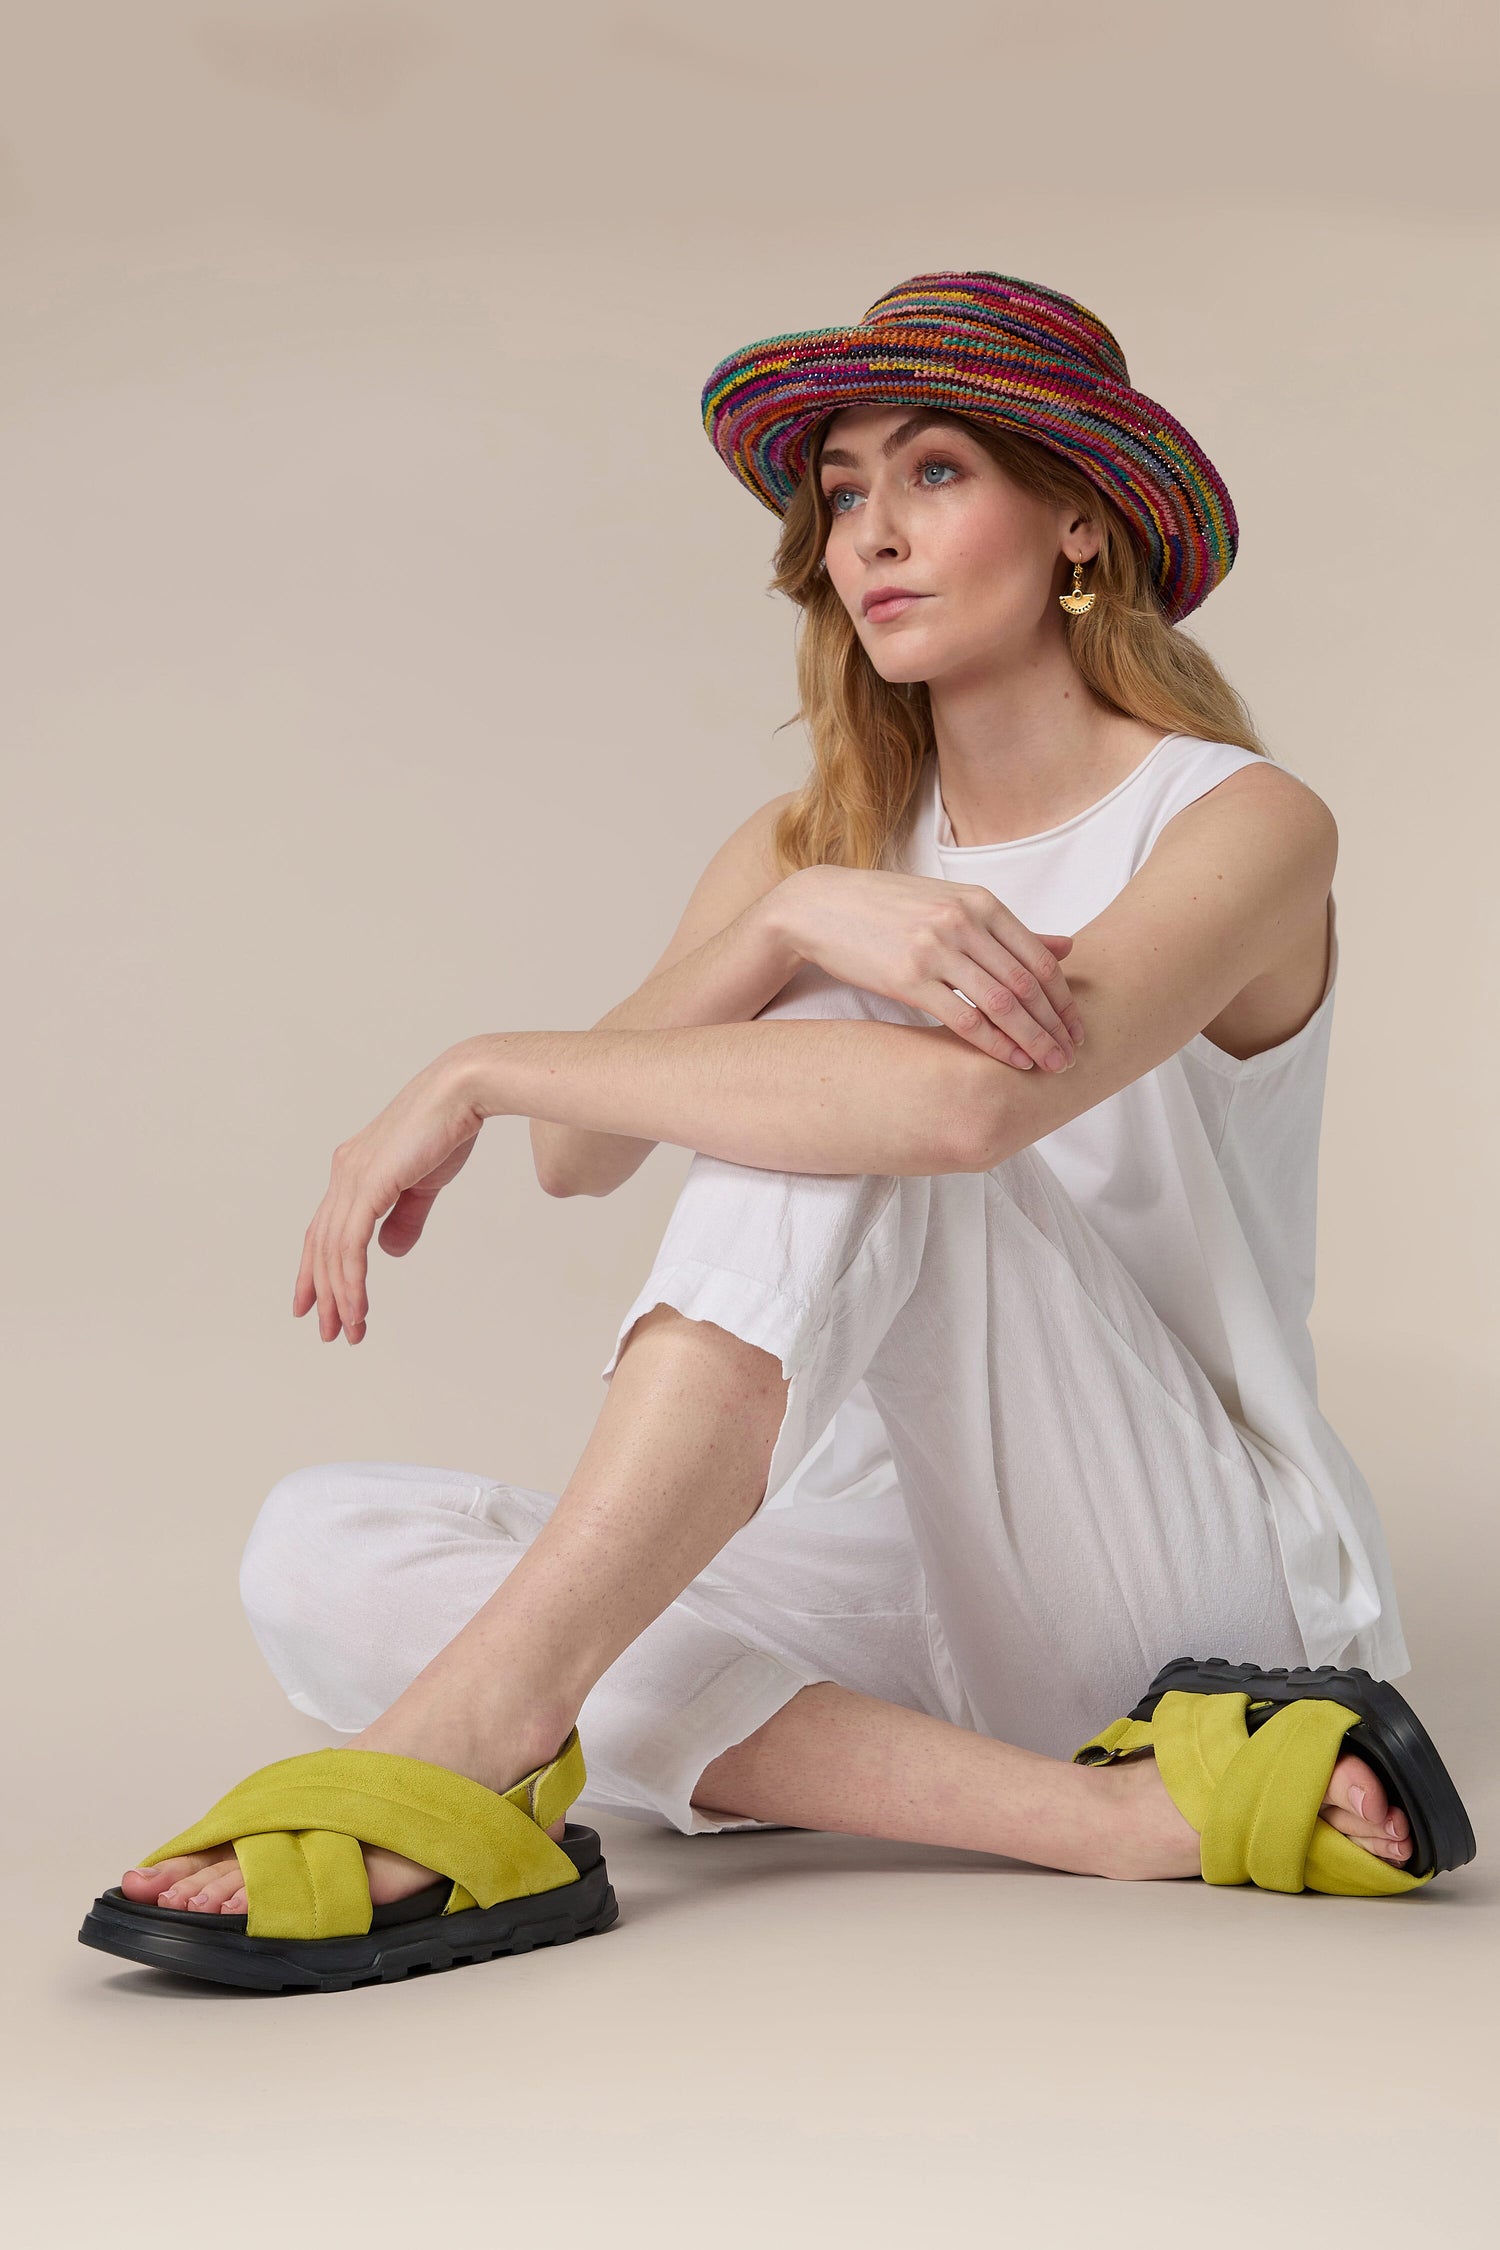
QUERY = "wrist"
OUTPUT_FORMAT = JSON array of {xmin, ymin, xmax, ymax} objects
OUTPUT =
[
  {"xmin": 750, "ymin": 873, "xmax": 812, "ymax": 980},
  {"xmin": 444, "ymin": 1033, "xmax": 517, "ymax": 1124}
]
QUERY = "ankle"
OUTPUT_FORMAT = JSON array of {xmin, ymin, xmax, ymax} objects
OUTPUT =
[
  {"xmin": 1089, "ymin": 1753, "xmax": 1201, "ymax": 1881},
  {"xmin": 359, "ymin": 1676, "xmax": 580, "ymax": 1789}
]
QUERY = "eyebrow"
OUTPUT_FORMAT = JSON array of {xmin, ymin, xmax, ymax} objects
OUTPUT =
[{"xmin": 817, "ymin": 411, "xmax": 966, "ymax": 473}]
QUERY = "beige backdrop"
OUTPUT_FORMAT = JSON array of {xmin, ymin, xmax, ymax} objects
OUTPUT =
[{"xmin": 6, "ymin": 3, "xmax": 1497, "ymax": 2242}]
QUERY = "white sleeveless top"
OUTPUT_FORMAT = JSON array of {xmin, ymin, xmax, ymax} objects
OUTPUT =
[{"xmin": 777, "ymin": 731, "xmax": 1409, "ymax": 1678}]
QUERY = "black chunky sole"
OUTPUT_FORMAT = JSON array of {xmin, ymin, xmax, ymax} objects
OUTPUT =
[
  {"xmin": 77, "ymin": 1823, "xmax": 619, "ymax": 1994},
  {"xmin": 1109, "ymin": 1657, "xmax": 1477, "ymax": 1881}
]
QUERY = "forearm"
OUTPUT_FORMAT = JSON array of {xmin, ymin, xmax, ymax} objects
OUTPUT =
[
  {"xmin": 529, "ymin": 891, "xmax": 806, "ymax": 1195},
  {"xmin": 459, "ymin": 1016, "xmax": 971, "ymax": 1178}
]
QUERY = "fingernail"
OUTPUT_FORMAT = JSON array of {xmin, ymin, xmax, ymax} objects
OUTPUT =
[
  {"xmin": 1385, "ymin": 1815, "xmax": 1400, "ymax": 1836},
  {"xmin": 1349, "ymin": 1786, "xmax": 1366, "ymax": 1819}
]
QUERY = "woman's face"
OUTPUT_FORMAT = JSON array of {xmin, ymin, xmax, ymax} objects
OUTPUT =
[{"xmin": 815, "ymin": 402, "xmax": 1093, "ymax": 687}]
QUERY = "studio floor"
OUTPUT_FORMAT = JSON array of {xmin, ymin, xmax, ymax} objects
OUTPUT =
[{"xmin": 19, "ymin": 1710, "xmax": 1498, "ymax": 2249}]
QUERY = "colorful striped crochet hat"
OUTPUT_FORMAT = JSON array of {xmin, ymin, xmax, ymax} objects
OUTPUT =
[{"xmin": 701, "ymin": 269, "xmax": 1238, "ymax": 625}]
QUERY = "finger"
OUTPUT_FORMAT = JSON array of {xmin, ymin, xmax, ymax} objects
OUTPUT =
[
  {"xmin": 312, "ymin": 1224, "xmax": 342, "ymax": 1342},
  {"xmin": 980, "ymin": 918, "xmax": 1085, "ymax": 1046},
  {"xmin": 316, "ymin": 1149, "xmax": 357, "ymax": 1341},
  {"xmin": 377, "ymin": 1186, "xmax": 434, "ymax": 1257},
  {"xmin": 945, "ymin": 954, "xmax": 1073, "ymax": 1070},
  {"xmin": 970, "ymin": 936, "xmax": 1078, "ymax": 1059},
  {"xmin": 293, "ymin": 1225, "xmax": 318, "ymax": 1319},
  {"xmin": 920, "ymin": 980, "xmax": 1036, "ymax": 1066},
  {"xmin": 321, "ymin": 1189, "xmax": 364, "ymax": 1340},
  {"xmin": 335, "ymin": 1197, "xmax": 376, "ymax": 1341}
]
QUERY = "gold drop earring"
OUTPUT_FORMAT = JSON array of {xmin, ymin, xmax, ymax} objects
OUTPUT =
[{"xmin": 1058, "ymin": 557, "xmax": 1096, "ymax": 615}]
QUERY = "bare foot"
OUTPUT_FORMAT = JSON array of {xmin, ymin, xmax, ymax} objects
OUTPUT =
[
  {"xmin": 120, "ymin": 1702, "xmax": 577, "ymax": 1916},
  {"xmin": 1100, "ymin": 1744, "xmax": 1415, "ymax": 1880}
]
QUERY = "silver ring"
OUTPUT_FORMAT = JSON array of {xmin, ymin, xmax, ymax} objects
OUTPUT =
[{"xmin": 949, "ymin": 985, "xmax": 980, "ymax": 1011}]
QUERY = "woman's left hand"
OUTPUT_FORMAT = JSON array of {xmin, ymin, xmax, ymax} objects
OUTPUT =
[{"xmin": 293, "ymin": 1046, "xmax": 483, "ymax": 1345}]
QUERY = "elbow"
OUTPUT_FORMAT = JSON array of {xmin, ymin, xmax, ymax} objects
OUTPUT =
[
  {"xmin": 937, "ymin": 1050, "xmax": 1021, "ymax": 1174},
  {"xmin": 537, "ymin": 1160, "xmax": 617, "ymax": 1199},
  {"xmin": 534, "ymin": 1158, "xmax": 583, "ymax": 1198},
  {"xmin": 530, "ymin": 1120, "xmax": 583, "ymax": 1198},
  {"xmin": 532, "ymin": 1152, "xmax": 584, "ymax": 1206},
  {"xmin": 543, "ymin": 1172, "xmax": 608, "ymax": 1199},
  {"xmin": 951, "ymin": 1120, "xmax": 1012, "ymax": 1174}
]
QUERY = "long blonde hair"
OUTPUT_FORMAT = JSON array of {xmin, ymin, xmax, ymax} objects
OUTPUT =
[{"xmin": 767, "ymin": 411, "xmax": 1270, "ymax": 876}]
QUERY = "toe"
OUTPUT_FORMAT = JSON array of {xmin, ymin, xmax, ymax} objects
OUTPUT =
[
  {"xmin": 1325, "ymin": 1750, "xmax": 1387, "ymax": 1826},
  {"xmin": 1321, "ymin": 1752, "xmax": 1414, "ymax": 1861},
  {"xmin": 121, "ymin": 1853, "xmax": 217, "ymax": 1903},
  {"xmin": 182, "ymin": 1861, "xmax": 248, "ymax": 1914},
  {"xmin": 158, "ymin": 1856, "xmax": 240, "ymax": 1909}
]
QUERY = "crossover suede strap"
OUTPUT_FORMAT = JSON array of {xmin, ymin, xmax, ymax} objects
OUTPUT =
[
  {"xmin": 139, "ymin": 1727, "xmax": 588, "ymax": 1940},
  {"xmin": 1074, "ymin": 1691, "xmax": 1432, "ymax": 1897}
]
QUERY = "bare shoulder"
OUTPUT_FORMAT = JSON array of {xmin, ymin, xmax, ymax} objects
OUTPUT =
[
  {"xmin": 958, "ymin": 755, "xmax": 1340, "ymax": 1167},
  {"xmin": 1150, "ymin": 760, "xmax": 1338, "ymax": 1059},
  {"xmin": 638, "ymin": 788, "xmax": 802, "ymax": 985},
  {"xmin": 1147, "ymin": 754, "xmax": 1337, "ymax": 866}
]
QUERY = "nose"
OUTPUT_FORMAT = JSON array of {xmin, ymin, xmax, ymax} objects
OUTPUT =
[{"xmin": 853, "ymin": 486, "xmax": 909, "ymax": 564}]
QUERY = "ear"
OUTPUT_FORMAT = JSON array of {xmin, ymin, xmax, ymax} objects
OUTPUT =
[{"xmin": 1060, "ymin": 516, "xmax": 1101, "ymax": 563}]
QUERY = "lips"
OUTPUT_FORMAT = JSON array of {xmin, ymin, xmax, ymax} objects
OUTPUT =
[{"xmin": 863, "ymin": 590, "xmax": 928, "ymax": 621}]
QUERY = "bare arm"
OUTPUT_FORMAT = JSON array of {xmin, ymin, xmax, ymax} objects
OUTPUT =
[
  {"xmin": 498, "ymin": 768, "xmax": 1324, "ymax": 1190},
  {"xmin": 464, "ymin": 1014, "xmax": 970, "ymax": 1176},
  {"xmin": 530, "ymin": 791, "xmax": 806, "ymax": 1196},
  {"xmin": 947, "ymin": 763, "xmax": 1340, "ymax": 1170}
]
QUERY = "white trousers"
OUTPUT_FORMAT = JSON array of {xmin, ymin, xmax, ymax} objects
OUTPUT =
[{"xmin": 241, "ymin": 968, "xmax": 1308, "ymax": 1838}]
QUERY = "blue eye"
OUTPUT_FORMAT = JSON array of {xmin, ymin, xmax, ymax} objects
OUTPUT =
[{"xmin": 823, "ymin": 453, "xmax": 961, "ymax": 513}]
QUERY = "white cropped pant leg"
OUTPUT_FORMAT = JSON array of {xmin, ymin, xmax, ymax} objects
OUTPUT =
[{"xmin": 241, "ymin": 968, "xmax": 1306, "ymax": 1838}]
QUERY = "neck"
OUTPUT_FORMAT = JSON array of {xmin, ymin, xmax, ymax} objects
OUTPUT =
[{"xmin": 926, "ymin": 635, "xmax": 1162, "ymax": 847}]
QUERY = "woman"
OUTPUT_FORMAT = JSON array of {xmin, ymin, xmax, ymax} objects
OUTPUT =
[{"xmin": 81, "ymin": 269, "xmax": 1474, "ymax": 1993}]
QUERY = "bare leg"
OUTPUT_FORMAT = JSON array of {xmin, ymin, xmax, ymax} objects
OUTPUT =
[
  {"xmin": 124, "ymin": 1302, "xmax": 794, "ymax": 1910},
  {"xmin": 126, "ymin": 1302, "xmax": 1413, "ymax": 1911},
  {"xmin": 690, "ymin": 1681, "xmax": 1417, "ymax": 1879}
]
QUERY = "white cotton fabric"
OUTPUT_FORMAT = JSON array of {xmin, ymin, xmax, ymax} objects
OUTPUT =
[
  {"xmin": 240, "ymin": 730, "xmax": 1408, "ymax": 1839},
  {"xmin": 909, "ymin": 733, "xmax": 1409, "ymax": 1679}
]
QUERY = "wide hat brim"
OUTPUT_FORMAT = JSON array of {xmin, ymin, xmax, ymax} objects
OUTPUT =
[{"xmin": 700, "ymin": 269, "xmax": 1238, "ymax": 626}]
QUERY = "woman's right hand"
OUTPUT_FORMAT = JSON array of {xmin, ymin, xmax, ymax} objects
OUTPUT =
[{"xmin": 775, "ymin": 865, "xmax": 1085, "ymax": 1070}]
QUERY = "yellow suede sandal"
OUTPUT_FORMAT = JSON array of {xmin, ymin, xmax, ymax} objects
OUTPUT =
[
  {"xmin": 78, "ymin": 1726, "xmax": 618, "ymax": 1993},
  {"xmin": 1074, "ymin": 1658, "xmax": 1476, "ymax": 1895}
]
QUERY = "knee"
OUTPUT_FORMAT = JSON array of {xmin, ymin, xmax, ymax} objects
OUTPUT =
[{"xmin": 238, "ymin": 1462, "xmax": 374, "ymax": 1663}]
